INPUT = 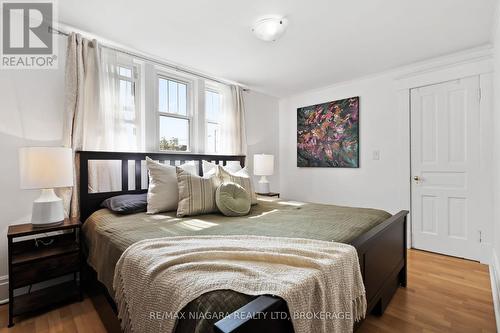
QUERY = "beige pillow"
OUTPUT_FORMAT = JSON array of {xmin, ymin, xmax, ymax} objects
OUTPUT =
[
  {"xmin": 176, "ymin": 167, "xmax": 221, "ymax": 217},
  {"xmin": 217, "ymin": 166, "xmax": 257, "ymax": 205},
  {"xmin": 216, "ymin": 182, "xmax": 251, "ymax": 216},
  {"xmin": 202, "ymin": 160, "xmax": 243, "ymax": 177},
  {"xmin": 145, "ymin": 158, "xmax": 197, "ymax": 214}
]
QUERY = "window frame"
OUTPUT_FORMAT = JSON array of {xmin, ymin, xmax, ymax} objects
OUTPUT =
[
  {"xmin": 116, "ymin": 61, "xmax": 143, "ymax": 149},
  {"xmin": 155, "ymin": 71, "xmax": 194, "ymax": 152},
  {"xmin": 205, "ymin": 86, "xmax": 223, "ymax": 153}
]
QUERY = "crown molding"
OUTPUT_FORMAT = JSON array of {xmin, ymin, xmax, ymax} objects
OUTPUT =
[
  {"xmin": 394, "ymin": 44, "xmax": 493, "ymax": 80},
  {"xmin": 281, "ymin": 44, "xmax": 493, "ymax": 100}
]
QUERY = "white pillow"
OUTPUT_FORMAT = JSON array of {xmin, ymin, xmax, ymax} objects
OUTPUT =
[
  {"xmin": 145, "ymin": 158, "xmax": 197, "ymax": 214},
  {"xmin": 202, "ymin": 160, "xmax": 242, "ymax": 177},
  {"xmin": 179, "ymin": 161, "xmax": 197, "ymax": 175}
]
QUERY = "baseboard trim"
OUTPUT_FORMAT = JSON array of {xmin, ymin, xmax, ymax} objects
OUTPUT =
[
  {"xmin": 481, "ymin": 242, "xmax": 493, "ymax": 264},
  {"xmin": 0, "ymin": 275, "xmax": 8, "ymax": 305},
  {"xmin": 489, "ymin": 250, "xmax": 500, "ymax": 332}
]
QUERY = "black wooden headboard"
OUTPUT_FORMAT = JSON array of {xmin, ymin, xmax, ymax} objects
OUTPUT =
[{"xmin": 77, "ymin": 151, "xmax": 246, "ymax": 222}]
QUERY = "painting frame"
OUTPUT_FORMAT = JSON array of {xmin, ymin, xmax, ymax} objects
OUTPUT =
[{"xmin": 297, "ymin": 96, "xmax": 359, "ymax": 168}]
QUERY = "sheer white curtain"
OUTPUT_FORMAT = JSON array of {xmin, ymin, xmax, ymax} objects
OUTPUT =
[
  {"xmin": 86, "ymin": 48, "xmax": 141, "ymax": 193},
  {"xmin": 61, "ymin": 34, "xmax": 142, "ymax": 217},
  {"xmin": 220, "ymin": 85, "xmax": 247, "ymax": 155},
  {"xmin": 100, "ymin": 48, "xmax": 140, "ymax": 151}
]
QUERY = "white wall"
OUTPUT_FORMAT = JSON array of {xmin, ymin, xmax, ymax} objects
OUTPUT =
[
  {"xmin": 244, "ymin": 91, "xmax": 280, "ymax": 192},
  {"xmin": 490, "ymin": 6, "xmax": 500, "ymax": 329},
  {"xmin": 493, "ymin": 7, "xmax": 500, "ymax": 261},
  {"xmin": 279, "ymin": 48, "xmax": 494, "ymax": 262},
  {"xmin": 279, "ymin": 75, "xmax": 405, "ymax": 214},
  {"xmin": 0, "ymin": 35, "xmax": 67, "ymax": 301}
]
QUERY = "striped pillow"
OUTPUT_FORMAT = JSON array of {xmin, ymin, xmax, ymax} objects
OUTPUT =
[
  {"xmin": 217, "ymin": 166, "xmax": 257, "ymax": 205},
  {"xmin": 176, "ymin": 167, "xmax": 221, "ymax": 217}
]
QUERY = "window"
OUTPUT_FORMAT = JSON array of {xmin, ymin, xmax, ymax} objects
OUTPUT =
[
  {"xmin": 101, "ymin": 53, "xmax": 240, "ymax": 155},
  {"xmin": 115, "ymin": 64, "xmax": 142, "ymax": 149},
  {"xmin": 142, "ymin": 66, "xmax": 234, "ymax": 153},
  {"xmin": 158, "ymin": 77, "xmax": 190, "ymax": 151},
  {"xmin": 118, "ymin": 65, "xmax": 136, "ymax": 135},
  {"xmin": 205, "ymin": 90, "xmax": 222, "ymax": 153}
]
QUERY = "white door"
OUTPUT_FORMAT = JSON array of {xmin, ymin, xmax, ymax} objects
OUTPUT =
[{"xmin": 411, "ymin": 76, "xmax": 481, "ymax": 260}]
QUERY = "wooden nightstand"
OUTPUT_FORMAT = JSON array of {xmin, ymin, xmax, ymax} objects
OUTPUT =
[
  {"xmin": 7, "ymin": 218, "xmax": 82, "ymax": 327},
  {"xmin": 256, "ymin": 192, "xmax": 280, "ymax": 198}
]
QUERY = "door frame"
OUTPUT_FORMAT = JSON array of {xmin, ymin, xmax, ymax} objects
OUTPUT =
[{"xmin": 395, "ymin": 56, "xmax": 493, "ymax": 264}]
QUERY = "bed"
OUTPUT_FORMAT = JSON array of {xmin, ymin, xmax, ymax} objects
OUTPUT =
[{"xmin": 78, "ymin": 150, "xmax": 408, "ymax": 333}]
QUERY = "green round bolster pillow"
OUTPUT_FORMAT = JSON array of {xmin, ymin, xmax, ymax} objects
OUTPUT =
[{"xmin": 216, "ymin": 182, "xmax": 251, "ymax": 216}]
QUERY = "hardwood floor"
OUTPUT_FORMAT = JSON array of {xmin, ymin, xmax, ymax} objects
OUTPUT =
[
  {"xmin": 359, "ymin": 250, "xmax": 496, "ymax": 333},
  {"xmin": 0, "ymin": 249, "xmax": 495, "ymax": 332},
  {"xmin": 0, "ymin": 296, "xmax": 107, "ymax": 333}
]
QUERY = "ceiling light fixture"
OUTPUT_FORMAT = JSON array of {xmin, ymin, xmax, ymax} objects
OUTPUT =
[{"xmin": 252, "ymin": 17, "xmax": 288, "ymax": 42}]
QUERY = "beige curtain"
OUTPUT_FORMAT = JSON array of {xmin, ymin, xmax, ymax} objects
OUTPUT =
[
  {"xmin": 220, "ymin": 85, "xmax": 248, "ymax": 155},
  {"xmin": 59, "ymin": 33, "xmax": 100, "ymax": 218}
]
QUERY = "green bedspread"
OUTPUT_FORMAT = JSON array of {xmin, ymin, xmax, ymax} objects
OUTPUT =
[{"xmin": 82, "ymin": 197, "xmax": 390, "ymax": 333}]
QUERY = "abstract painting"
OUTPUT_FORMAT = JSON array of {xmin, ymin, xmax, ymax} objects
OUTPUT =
[{"xmin": 297, "ymin": 97, "xmax": 359, "ymax": 167}]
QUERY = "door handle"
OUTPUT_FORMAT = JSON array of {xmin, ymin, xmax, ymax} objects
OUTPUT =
[{"xmin": 413, "ymin": 176, "xmax": 421, "ymax": 182}]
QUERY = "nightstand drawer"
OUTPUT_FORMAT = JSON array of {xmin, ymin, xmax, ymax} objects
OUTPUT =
[
  {"xmin": 11, "ymin": 252, "xmax": 79, "ymax": 288},
  {"xmin": 7, "ymin": 219, "xmax": 82, "ymax": 327}
]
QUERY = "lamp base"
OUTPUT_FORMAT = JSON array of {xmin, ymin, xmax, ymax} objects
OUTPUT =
[
  {"xmin": 31, "ymin": 189, "xmax": 65, "ymax": 227},
  {"xmin": 257, "ymin": 176, "xmax": 271, "ymax": 194}
]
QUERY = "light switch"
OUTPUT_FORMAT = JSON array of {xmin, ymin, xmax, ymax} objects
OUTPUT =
[{"xmin": 372, "ymin": 150, "xmax": 380, "ymax": 160}]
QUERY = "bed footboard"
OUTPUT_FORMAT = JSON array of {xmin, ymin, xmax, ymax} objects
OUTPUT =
[
  {"xmin": 351, "ymin": 210, "xmax": 408, "ymax": 315},
  {"xmin": 214, "ymin": 210, "xmax": 409, "ymax": 333}
]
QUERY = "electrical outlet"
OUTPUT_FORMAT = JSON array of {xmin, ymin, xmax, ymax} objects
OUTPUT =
[{"xmin": 372, "ymin": 150, "xmax": 380, "ymax": 160}]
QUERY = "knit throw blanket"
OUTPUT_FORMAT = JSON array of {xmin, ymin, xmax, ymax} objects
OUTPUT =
[{"xmin": 113, "ymin": 235, "xmax": 366, "ymax": 333}]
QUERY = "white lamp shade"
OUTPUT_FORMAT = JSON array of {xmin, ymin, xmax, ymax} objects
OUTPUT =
[
  {"xmin": 254, "ymin": 154, "xmax": 274, "ymax": 176},
  {"xmin": 19, "ymin": 147, "xmax": 74, "ymax": 189}
]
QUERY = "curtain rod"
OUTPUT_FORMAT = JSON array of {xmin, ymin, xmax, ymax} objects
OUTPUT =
[{"xmin": 50, "ymin": 26, "xmax": 248, "ymax": 90}]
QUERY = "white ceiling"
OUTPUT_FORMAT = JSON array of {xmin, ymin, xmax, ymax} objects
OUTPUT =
[{"xmin": 59, "ymin": 0, "xmax": 497, "ymax": 97}]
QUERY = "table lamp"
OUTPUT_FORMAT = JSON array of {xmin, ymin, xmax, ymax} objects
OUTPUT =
[
  {"xmin": 253, "ymin": 154, "xmax": 274, "ymax": 194},
  {"xmin": 19, "ymin": 147, "xmax": 74, "ymax": 226}
]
